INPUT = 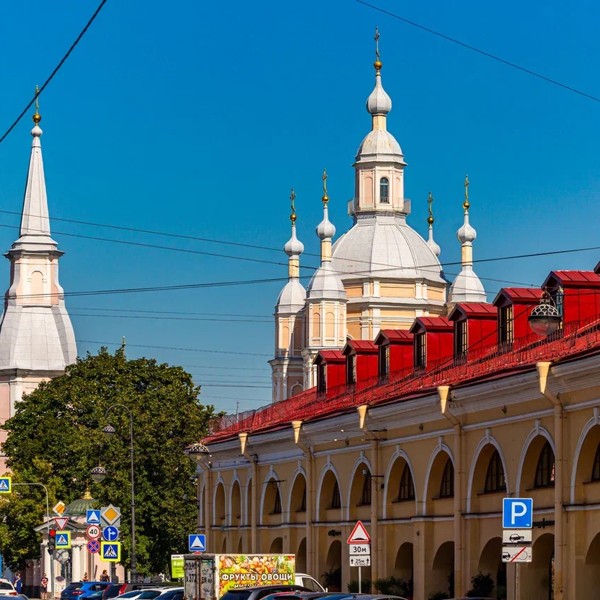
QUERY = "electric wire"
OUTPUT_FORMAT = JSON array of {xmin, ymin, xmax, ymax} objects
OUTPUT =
[
  {"xmin": 0, "ymin": 0, "xmax": 109, "ymax": 145},
  {"xmin": 356, "ymin": 0, "xmax": 600, "ymax": 104}
]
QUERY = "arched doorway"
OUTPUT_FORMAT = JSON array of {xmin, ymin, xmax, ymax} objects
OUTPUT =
[
  {"xmin": 296, "ymin": 538, "xmax": 307, "ymax": 572},
  {"xmin": 521, "ymin": 533, "xmax": 553, "ymax": 599},
  {"xmin": 429, "ymin": 541, "xmax": 454, "ymax": 599},
  {"xmin": 477, "ymin": 537, "xmax": 506, "ymax": 599},
  {"xmin": 270, "ymin": 537, "xmax": 283, "ymax": 553},
  {"xmin": 324, "ymin": 540, "xmax": 342, "ymax": 592}
]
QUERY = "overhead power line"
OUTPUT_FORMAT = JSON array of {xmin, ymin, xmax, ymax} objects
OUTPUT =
[
  {"xmin": 356, "ymin": 0, "xmax": 600, "ymax": 104},
  {"xmin": 0, "ymin": 0, "xmax": 109, "ymax": 145}
]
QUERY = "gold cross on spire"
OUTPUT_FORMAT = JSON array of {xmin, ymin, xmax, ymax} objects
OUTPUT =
[
  {"xmin": 290, "ymin": 188, "xmax": 297, "ymax": 223},
  {"xmin": 427, "ymin": 191, "xmax": 434, "ymax": 225},
  {"xmin": 322, "ymin": 169, "xmax": 329, "ymax": 204},
  {"xmin": 375, "ymin": 27, "xmax": 380, "ymax": 61},
  {"xmin": 463, "ymin": 175, "xmax": 470, "ymax": 210},
  {"xmin": 33, "ymin": 85, "xmax": 41, "ymax": 124}
]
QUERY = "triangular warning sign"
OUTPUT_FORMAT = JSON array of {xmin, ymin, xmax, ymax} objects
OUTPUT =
[
  {"xmin": 55, "ymin": 517, "xmax": 69, "ymax": 530},
  {"xmin": 347, "ymin": 520, "xmax": 371, "ymax": 544},
  {"xmin": 105, "ymin": 545, "xmax": 118, "ymax": 558},
  {"xmin": 57, "ymin": 535, "xmax": 68, "ymax": 545},
  {"xmin": 190, "ymin": 536, "xmax": 205, "ymax": 550},
  {"xmin": 0, "ymin": 480, "xmax": 9, "ymax": 491}
]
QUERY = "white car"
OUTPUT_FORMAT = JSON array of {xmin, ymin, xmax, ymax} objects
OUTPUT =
[{"xmin": 0, "ymin": 580, "xmax": 18, "ymax": 596}]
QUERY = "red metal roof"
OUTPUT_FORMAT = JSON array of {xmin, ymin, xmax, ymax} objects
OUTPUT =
[
  {"xmin": 543, "ymin": 270, "xmax": 600, "ymax": 287},
  {"xmin": 493, "ymin": 288, "xmax": 543, "ymax": 304},
  {"xmin": 375, "ymin": 330, "xmax": 413, "ymax": 344},
  {"xmin": 449, "ymin": 303, "xmax": 498, "ymax": 320},
  {"xmin": 410, "ymin": 316, "xmax": 453, "ymax": 334},
  {"xmin": 315, "ymin": 350, "xmax": 344, "ymax": 363},
  {"xmin": 203, "ymin": 314, "xmax": 600, "ymax": 445},
  {"xmin": 344, "ymin": 340, "xmax": 378, "ymax": 354}
]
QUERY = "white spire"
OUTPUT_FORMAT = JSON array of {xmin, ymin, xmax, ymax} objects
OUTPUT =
[
  {"xmin": 426, "ymin": 192, "xmax": 441, "ymax": 257},
  {"xmin": 449, "ymin": 176, "xmax": 487, "ymax": 304}
]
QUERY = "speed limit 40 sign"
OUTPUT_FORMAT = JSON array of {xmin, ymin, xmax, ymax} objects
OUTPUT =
[{"xmin": 86, "ymin": 524, "xmax": 101, "ymax": 539}]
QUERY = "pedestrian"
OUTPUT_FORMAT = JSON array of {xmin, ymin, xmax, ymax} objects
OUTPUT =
[
  {"xmin": 13, "ymin": 574, "xmax": 22, "ymax": 594},
  {"xmin": 99, "ymin": 570, "xmax": 109, "ymax": 582},
  {"xmin": 40, "ymin": 573, "xmax": 49, "ymax": 600},
  {"xmin": 83, "ymin": 573, "xmax": 89, "ymax": 582}
]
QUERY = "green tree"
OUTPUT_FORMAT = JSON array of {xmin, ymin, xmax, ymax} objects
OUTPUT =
[{"xmin": 0, "ymin": 348, "xmax": 216, "ymax": 574}]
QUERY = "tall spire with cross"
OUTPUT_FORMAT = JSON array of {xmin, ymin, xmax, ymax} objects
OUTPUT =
[
  {"xmin": 0, "ymin": 92, "xmax": 77, "ymax": 380},
  {"xmin": 426, "ymin": 192, "xmax": 441, "ymax": 258}
]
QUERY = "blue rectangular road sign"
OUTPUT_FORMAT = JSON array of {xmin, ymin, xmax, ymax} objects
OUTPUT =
[
  {"xmin": 503, "ymin": 498, "xmax": 533, "ymax": 529},
  {"xmin": 86, "ymin": 509, "xmax": 101, "ymax": 525},
  {"xmin": 188, "ymin": 534, "xmax": 206, "ymax": 552}
]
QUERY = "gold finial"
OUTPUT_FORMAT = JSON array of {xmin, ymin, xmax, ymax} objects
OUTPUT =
[
  {"xmin": 32, "ymin": 85, "xmax": 41, "ymax": 124},
  {"xmin": 83, "ymin": 489, "xmax": 93, "ymax": 500},
  {"xmin": 374, "ymin": 27, "xmax": 382, "ymax": 71},
  {"xmin": 427, "ymin": 192, "xmax": 434, "ymax": 225},
  {"xmin": 290, "ymin": 188, "xmax": 297, "ymax": 223},
  {"xmin": 322, "ymin": 169, "xmax": 329, "ymax": 204},
  {"xmin": 463, "ymin": 175, "xmax": 470, "ymax": 210}
]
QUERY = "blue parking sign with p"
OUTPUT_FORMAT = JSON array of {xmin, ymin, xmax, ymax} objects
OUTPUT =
[{"xmin": 503, "ymin": 498, "xmax": 533, "ymax": 528}]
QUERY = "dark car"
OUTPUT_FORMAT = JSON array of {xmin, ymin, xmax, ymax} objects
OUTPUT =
[
  {"xmin": 61, "ymin": 582, "xmax": 112, "ymax": 600},
  {"xmin": 262, "ymin": 593, "xmax": 352, "ymax": 600},
  {"xmin": 153, "ymin": 589, "xmax": 183, "ymax": 600},
  {"xmin": 220, "ymin": 585, "xmax": 310, "ymax": 600}
]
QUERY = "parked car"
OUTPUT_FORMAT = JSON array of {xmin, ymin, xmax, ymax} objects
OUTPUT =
[
  {"xmin": 341, "ymin": 596, "xmax": 407, "ymax": 600},
  {"xmin": 61, "ymin": 582, "xmax": 112, "ymax": 600},
  {"xmin": 0, "ymin": 581, "xmax": 18, "ymax": 596},
  {"xmin": 294, "ymin": 576, "xmax": 325, "ymax": 593},
  {"xmin": 116, "ymin": 591, "xmax": 167, "ymax": 600},
  {"xmin": 262, "ymin": 592, "xmax": 352, "ymax": 600},
  {"xmin": 220, "ymin": 585, "xmax": 310, "ymax": 600},
  {"xmin": 153, "ymin": 588, "xmax": 183, "ymax": 600}
]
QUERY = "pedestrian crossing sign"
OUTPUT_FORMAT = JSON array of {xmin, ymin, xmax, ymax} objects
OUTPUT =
[
  {"xmin": 101, "ymin": 541, "xmax": 121, "ymax": 562},
  {"xmin": 0, "ymin": 477, "xmax": 11, "ymax": 493},
  {"xmin": 55, "ymin": 531, "xmax": 71, "ymax": 549}
]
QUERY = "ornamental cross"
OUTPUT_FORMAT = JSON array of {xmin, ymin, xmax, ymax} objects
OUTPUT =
[
  {"xmin": 463, "ymin": 175, "xmax": 470, "ymax": 210},
  {"xmin": 375, "ymin": 27, "xmax": 380, "ymax": 61}
]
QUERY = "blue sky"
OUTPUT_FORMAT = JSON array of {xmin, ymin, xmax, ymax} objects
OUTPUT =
[{"xmin": 1, "ymin": 1, "xmax": 600, "ymax": 415}]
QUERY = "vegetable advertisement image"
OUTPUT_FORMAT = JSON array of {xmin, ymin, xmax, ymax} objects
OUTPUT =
[{"xmin": 218, "ymin": 555, "xmax": 295, "ymax": 595}]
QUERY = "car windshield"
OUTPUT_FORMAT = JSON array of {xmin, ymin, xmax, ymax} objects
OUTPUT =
[
  {"xmin": 137, "ymin": 592, "xmax": 163, "ymax": 599},
  {"xmin": 0, "ymin": 585, "xmax": 13, "ymax": 591}
]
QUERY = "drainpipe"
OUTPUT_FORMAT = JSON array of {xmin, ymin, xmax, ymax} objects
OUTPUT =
[
  {"xmin": 239, "ymin": 432, "xmax": 258, "ymax": 552},
  {"xmin": 438, "ymin": 386, "xmax": 464, "ymax": 597},
  {"xmin": 537, "ymin": 362, "xmax": 563, "ymax": 600},
  {"xmin": 292, "ymin": 420, "xmax": 316, "ymax": 575},
  {"xmin": 357, "ymin": 405, "xmax": 381, "ymax": 585}
]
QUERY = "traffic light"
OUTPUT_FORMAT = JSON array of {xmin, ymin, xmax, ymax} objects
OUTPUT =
[{"xmin": 47, "ymin": 529, "xmax": 56, "ymax": 556}]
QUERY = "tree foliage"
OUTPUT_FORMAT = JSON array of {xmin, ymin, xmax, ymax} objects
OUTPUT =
[{"xmin": 0, "ymin": 348, "xmax": 215, "ymax": 574}]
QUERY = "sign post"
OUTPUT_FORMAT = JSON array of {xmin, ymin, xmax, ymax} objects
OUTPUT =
[
  {"xmin": 502, "ymin": 497, "xmax": 534, "ymax": 600},
  {"xmin": 347, "ymin": 521, "xmax": 371, "ymax": 593}
]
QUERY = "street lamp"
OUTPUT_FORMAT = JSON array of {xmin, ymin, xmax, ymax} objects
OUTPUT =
[
  {"xmin": 92, "ymin": 404, "xmax": 137, "ymax": 582},
  {"xmin": 529, "ymin": 291, "xmax": 562, "ymax": 337}
]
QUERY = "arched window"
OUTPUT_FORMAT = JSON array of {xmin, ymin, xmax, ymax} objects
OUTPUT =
[
  {"xmin": 330, "ymin": 479, "xmax": 341, "ymax": 509},
  {"xmin": 397, "ymin": 465, "xmax": 415, "ymax": 501},
  {"xmin": 484, "ymin": 449, "xmax": 506, "ymax": 493},
  {"xmin": 273, "ymin": 487, "xmax": 282, "ymax": 514},
  {"xmin": 360, "ymin": 471, "xmax": 372, "ymax": 505},
  {"xmin": 380, "ymin": 177, "xmax": 390, "ymax": 203},
  {"xmin": 592, "ymin": 444, "xmax": 600, "ymax": 481},
  {"xmin": 534, "ymin": 441, "xmax": 555, "ymax": 488},
  {"xmin": 439, "ymin": 458, "xmax": 454, "ymax": 498}
]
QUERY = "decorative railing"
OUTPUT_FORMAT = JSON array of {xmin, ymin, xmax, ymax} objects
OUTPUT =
[{"xmin": 205, "ymin": 315, "xmax": 600, "ymax": 442}]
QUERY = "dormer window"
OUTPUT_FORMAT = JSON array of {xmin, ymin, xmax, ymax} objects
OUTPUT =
[
  {"xmin": 454, "ymin": 320, "xmax": 468, "ymax": 360},
  {"xmin": 379, "ymin": 344, "xmax": 390, "ymax": 381},
  {"xmin": 346, "ymin": 354, "xmax": 357, "ymax": 386},
  {"xmin": 380, "ymin": 177, "xmax": 390, "ymax": 203},
  {"xmin": 414, "ymin": 332, "xmax": 426, "ymax": 369},
  {"xmin": 498, "ymin": 305, "xmax": 514, "ymax": 347}
]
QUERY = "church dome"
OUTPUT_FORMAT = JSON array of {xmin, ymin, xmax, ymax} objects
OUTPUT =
[
  {"xmin": 366, "ymin": 73, "xmax": 392, "ymax": 115},
  {"xmin": 355, "ymin": 129, "xmax": 404, "ymax": 164},
  {"xmin": 276, "ymin": 279, "xmax": 306, "ymax": 313},
  {"xmin": 332, "ymin": 214, "xmax": 445, "ymax": 284},
  {"xmin": 306, "ymin": 262, "xmax": 346, "ymax": 300},
  {"xmin": 65, "ymin": 491, "xmax": 97, "ymax": 517}
]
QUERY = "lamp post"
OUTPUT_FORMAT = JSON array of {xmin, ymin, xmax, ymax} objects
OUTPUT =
[
  {"xmin": 13, "ymin": 483, "xmax": 53, "ymax": 598},
  {"xmin": 184, "ymin": 443, "xmax": 211, "ymax": 538},
  {"xmin": 91, "ymin": 404, "xmax": 137, "ymax": 582}
]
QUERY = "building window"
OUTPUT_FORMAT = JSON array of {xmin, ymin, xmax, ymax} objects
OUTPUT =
[
  {"xmin": 298, "ymin": 488, "xmax": 306, "ymax": 512},
  {"xmin": 379, "ymin": 344, "xmax": 390, "ymax": 381},
  {"xmin": 439, "ymin": 458, "xmax": 454, "ymax": 498},
  {"xmin": 317, "ymin": 363, "xmax": 326, "ymax": 394},
  {"xmin": 380, "ymin": 177, "xmax": 389, "ymax": 203},
  {"xmin": 592, "ymin": 445, "xmax": 600, "ymax": 481},
  {"xmin": 398, "ymin": 465, "xmax": 415, "ymax": 501},
  {"xmin": 549, "ymin": 286, "xmax": 564, "ymax": 317},
  {"xmin": 498, "ymin": 305, "xmax": 514, "ymax": 347},
  {"xmin": 360, "ymin": 471, "xmax": 372, "ymax": 505},
  {"xmin": 484, "ymin": 450, "xmax": 506, "ymax": 493},
  {"xmin": 346, "ymin": 354, "xmax": 357, "ymax": 386},
  {"xmin": 454, "ymin": 319, "xmax": 468, "ymax": 360},
  {"xmin": 534, "ymin": 441, "xmax": 555, "ymax": 488},
  {"xmin": 415, "ymin": 333, "xmax": 426, "ymax": 369},
  {"xmin": 330, "ymin": 480, "xmax": 341, "ymax": 509},
  {"xmin": 269, "ymin": 483, "xmax": 282, "ymax": 514}
]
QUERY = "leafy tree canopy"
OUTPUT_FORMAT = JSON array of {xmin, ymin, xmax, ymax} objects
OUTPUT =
[{"xmin": 0, "ymin": 348, "xmax": 215, "ymax": 574}]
